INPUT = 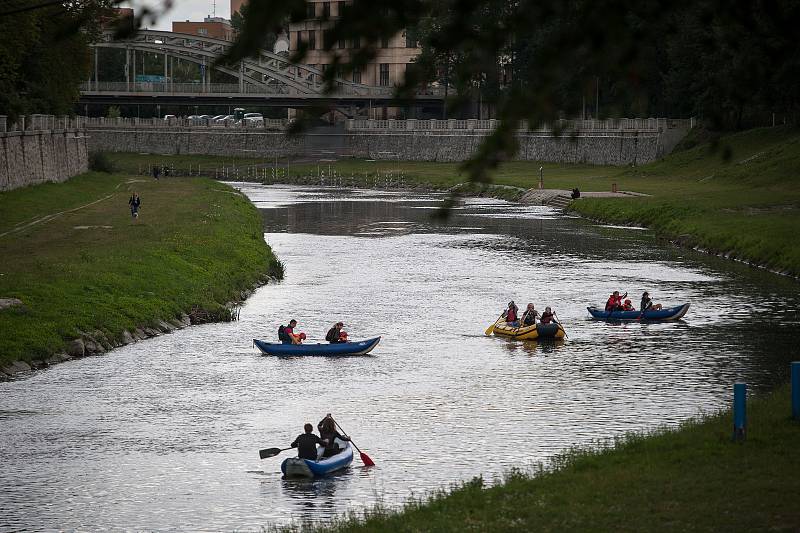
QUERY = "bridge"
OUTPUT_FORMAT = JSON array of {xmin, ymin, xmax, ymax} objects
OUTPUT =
[{"xmin": 80, "ymin": 30, "xmax": 445, "ymax": 111}]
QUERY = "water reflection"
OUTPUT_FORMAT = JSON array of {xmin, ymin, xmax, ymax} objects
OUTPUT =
[{"xmin": 0, "ymin": 184, "xmax": 798, "ymax": 531}]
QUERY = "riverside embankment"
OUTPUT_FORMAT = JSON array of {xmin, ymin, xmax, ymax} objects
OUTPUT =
[
  {"xmin": 105, "ymin": 126, "xmax": 800, "ymax": 276},
  {"xmin": 0, "ymin": 171, "xmax": 282, "ymax": 376}
]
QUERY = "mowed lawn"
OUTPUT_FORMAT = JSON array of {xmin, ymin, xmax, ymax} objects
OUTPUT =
[{"xmin": 0, "ymin": 173, "xmax": 281, "ymax": 367}]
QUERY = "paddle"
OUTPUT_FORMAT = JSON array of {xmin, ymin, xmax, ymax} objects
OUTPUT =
[
  {"xmin": 553, "ymin": 312, "xmax": 569, "ymax": 339},
  {"xmin": 333, "ymin": 419, "xmax": 375, "ymax": 467},
  {"xmin": 484, "ymin": 313, "xmax": 504, "ymax": 336},
  {"xmin": 259, "ymin": 446, "xmax": 293, "ymax": 459}
]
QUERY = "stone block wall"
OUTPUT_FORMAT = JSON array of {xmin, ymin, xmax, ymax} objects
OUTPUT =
[
  {"xmin": 86, "ymin": 126, "xmax": 680, "ymax": 166},
  {"xmin": 0, "ymin": 120, "xmax": 89, "ymax": 191},
  {"xmin": 346, "ymin": 131, "xmax": 663, "ymax": 165},
  {"xmin": 87, "ymin": 129, "xmax": 306, "ymax": 158}
]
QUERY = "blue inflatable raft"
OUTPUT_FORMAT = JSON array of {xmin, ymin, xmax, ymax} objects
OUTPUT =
[
  {"xmin": 253, "ymin": 336, "xmax": 381, "ymax": 356},
  {"xmin": 281, "ymin": 439, "xmax": 354, "ymax": 478},
  {"xmin": 587, "ymin": 303, "xmax": 690, "ymax": 321}
]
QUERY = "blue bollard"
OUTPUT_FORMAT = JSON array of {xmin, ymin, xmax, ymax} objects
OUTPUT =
[
  {"xmin": 792, "ymin": 362, "xmax": 800, "ymax": 421},
  {"xmin": 733, "ymin": 383, "xmax": 747, "ymax": 442}
]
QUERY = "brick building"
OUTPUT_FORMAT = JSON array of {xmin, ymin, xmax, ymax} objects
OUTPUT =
[{"xmin": 172, "ymin": 16, "xmax": 235, "ymax": 41}]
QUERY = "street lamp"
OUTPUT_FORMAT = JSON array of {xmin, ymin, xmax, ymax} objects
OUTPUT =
[{"xmin": 538, "ymin": 166, "xmax": 544, "ymax": 190}]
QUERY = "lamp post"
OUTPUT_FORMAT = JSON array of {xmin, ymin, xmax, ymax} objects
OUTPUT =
[{"xmin": 538, "ymin": 166, "xmax": 544, "ymax": 190}]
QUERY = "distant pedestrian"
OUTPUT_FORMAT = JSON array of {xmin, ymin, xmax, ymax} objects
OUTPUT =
[
  {"xmin": 128, "ymin": 193, "xmax": 141, "ymax": 220},
  {"xmin": 152, "ymin": 165, "xmax": 161, "ymax": 180}
]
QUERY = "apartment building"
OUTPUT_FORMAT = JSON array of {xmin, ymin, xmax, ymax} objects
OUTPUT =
[{"xmin": 288, "ymin": 1, "xmax": 421, "ymax": 87}]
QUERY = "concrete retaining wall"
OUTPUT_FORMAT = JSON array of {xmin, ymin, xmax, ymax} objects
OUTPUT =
[
  {"xmin": 86, "ymin": 127, "xmax": 684, "ymax": 166},
  {"xmin": 0, "ymin": 119, "xmax": 89, "ymax": 191},
  {"xmin": 87, "ymin": 129, "xmax": 306, "ymax": 158}
]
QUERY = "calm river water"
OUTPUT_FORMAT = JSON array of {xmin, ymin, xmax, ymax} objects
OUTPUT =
[{"xmin": 2, "ymin": 185, "xmax": 799, "ymax": 531}]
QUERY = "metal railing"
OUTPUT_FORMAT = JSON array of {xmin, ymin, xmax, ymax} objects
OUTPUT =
[
  {"xmin": 79, "ymin": 81, "xmax": 438, "ymax": 98},
  {"xmin": 345, "ymin": 117, "xmax": 694, "ymax": 132},
  {"xmin": 83, "ymin": 116, "xmax": 291, "ymax": 130},
  {"xmin": 0, "ymin": 115, "xmax": 87, "ymax": 133}
]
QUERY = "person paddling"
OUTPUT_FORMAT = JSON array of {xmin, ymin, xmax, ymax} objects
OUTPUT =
[
  {"xmin": 640, "ymin": 291, "xmax": 663, "ymax": 312},
  {"xmin": 540, "ymin": 306, "xmax": 555, "ymax": 324},
  {"xmin": 317, "ymin": 414, "xmax": 351, "ymax": 457},
  {"xmin": 279, "ymin": 319, "xmax": 304, "ymax": 345},
  {"xmin": 622, "ymin": 299, "xmax": 635, "ymax": 311},
  {"xmin": 605, "ymin": 291, "xmax": 627, "ymax": 312},
  {"xmin": 325, "ymin": 322, "xmax": 346, "ymax": 344},
  {"xmin": 521, "ymin": 303, "xmax": 539, "ymax": 326},
  {"xmin": 291, "ymin": 423, "xmax": 325, "ymax": 460},
  {"xmin": 503, "ymin": 301, "xmax": 519, "ymax": 326}
]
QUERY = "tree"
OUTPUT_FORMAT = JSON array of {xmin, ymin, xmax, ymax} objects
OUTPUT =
[{"xmin": 0, "ymin": 0, "xmax": 117, "ymax": 122}]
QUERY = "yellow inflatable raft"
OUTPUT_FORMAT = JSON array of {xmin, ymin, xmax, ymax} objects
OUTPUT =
[{"xmin": 492, "ymin": 321, "xmax": 566, "ymax": 340}]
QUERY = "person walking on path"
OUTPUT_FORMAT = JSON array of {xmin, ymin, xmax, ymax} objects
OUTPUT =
[
  {"xmin": 152, "ymin": 165, "xmax": 161, "ymax": 180},
  {"xmin": 128, "ymin": 193, "xmax": 141, "ymax": 220}
]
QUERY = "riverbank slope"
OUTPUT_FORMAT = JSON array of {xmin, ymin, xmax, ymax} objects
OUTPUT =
[
  {"xmin": 569, "ymin": 127, "xmax": 800, "ymax": 276},
  {"xmin": 0, "ymin": 172, "xmax": 282, "ymax": 375},
  {"xmin": 306, "ymin": 384, "xmax": 799, "ymax": 532},
  {"xmin": 105, "ymin": 126, "xmax": 800, "ymax": 274}
]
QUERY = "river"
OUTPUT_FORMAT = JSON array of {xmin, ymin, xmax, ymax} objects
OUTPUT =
[{"xmin": 1, "ymin": 184, "xmax": 798, "ymax": 531}]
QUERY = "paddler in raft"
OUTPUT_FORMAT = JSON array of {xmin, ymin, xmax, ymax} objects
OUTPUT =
[
  {"xmin": 502, "ymin": 301, "xmax": 520, "ymax": 326},
  {"xmin": 318, "ymin": 414, "xmax": 351, "ymax": 457},
  {"xmin": 605, "ymin": 291, "xmax": 627, "ymax": 312},
  {"xmin": 640, "ymin": 291, "xmax": 663, "ymax": 311},
  {"xmin": 325, "ymin": 322, "xmax": 348, "ymax": 344},
  {"xmin": 540, "ymin": 306, "xmax": 555, "ymax": 324},
  {"xmin": 278, "ymin": 319, "xmax": 306, "ymax": 345},
  {"xmin": 291, "ymin": 423, "xmax": 326, "ymax": 460},
  {"xmin": 521, "ymin": 303, "xmax": 539, "ymax": 326}
]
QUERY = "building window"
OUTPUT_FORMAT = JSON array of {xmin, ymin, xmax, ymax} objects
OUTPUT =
[
  {"xmin": 379, "ymin": 63, "xmax": 389, "ymax": 86},
  {"xmin": 405, "ymin": 28, "xmax": 418, "ymax": 48},
  {"xmin": 323, "ymin": 29, "xmax": 333, "ymax": 48},
  {"xmin": 351, "ymin": 36, "xmax": 360, "ymax": 48},
  {"xmin": 306, "ymin": 3, "xmax": 316, "ymax": 18},
  {"xmin": 352, "ymin": 66, "xmax": 361, "ymax": 84},
  {"xmin": 338, "ymin": 38, "xmax": 347, "ymax": 49},
  {"xmin": 337, "ymin": 1, "xmax": 345, "ymax": 17},
  {"xmin": 308, "ymin": 30, "xmax": 316, "ymax": 50},
  {"xmin": 197, "ymin": 28, "xmax": 208, "ymax": 36},
  {"xmin": 322, "ymin": 2, "xmax": 330, "ymax": 18},
  {"xmin": 381, "ymin": 35, "xmax": 390, "ymax": 48}
]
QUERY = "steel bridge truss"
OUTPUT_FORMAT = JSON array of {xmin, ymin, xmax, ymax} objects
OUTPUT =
[{"xmin": 89, "ymin": 30, "xmax": 403, "ymax": 98}]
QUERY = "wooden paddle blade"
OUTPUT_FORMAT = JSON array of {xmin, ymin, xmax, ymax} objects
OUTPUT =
[
  {"xmin": 484, "ymin": 324, "xmax": 496, "ymax": 336},
  {"xmin": 259, "ymin": 447, "xmax": 282, "ymax": 459},
  {"xmin": 360, "ymin": 451, "xmax": 375, "ymax": 467}
]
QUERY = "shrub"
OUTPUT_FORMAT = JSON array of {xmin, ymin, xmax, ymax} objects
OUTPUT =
[{"xmin": 88, "ymin": 151, "xmax": 114, "ymax": 173}]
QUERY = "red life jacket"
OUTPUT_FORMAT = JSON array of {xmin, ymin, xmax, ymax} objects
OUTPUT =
[{"xmin": 506, "ymin": 307, "xmax": 517, "ymax": 322}]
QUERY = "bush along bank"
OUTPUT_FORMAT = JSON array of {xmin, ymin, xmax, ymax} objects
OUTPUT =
[
  {"xmin": 0, "ymin": 172, "xmax": 283, "ymax": 378},
  {"xmin": 301, "ymin": 384, "xmax": 800, "ymax": 532}
]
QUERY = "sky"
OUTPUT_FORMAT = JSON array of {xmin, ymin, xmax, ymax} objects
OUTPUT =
[{"xmin": 122, "ymin": 0, "xmax": 230, "ymax": 30}]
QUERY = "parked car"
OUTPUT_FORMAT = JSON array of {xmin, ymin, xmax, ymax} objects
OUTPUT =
[
  {"xmin": 163, "ymin": 114, "xmax": 177, "ymax": 121},
  {"xmin": 243, "ymin": 116, "xmax": 264, "ymax": 127},
  {"xmin": 210, "ymin": 115, "xmax": 227, "ymax": 122},
  {"xmin": 243, "ymin": 112, "xmax": 263, "ymax": 120},
  {"xmin": 215, "ymin": 114, "xmax": 234, "ymax": 123}
]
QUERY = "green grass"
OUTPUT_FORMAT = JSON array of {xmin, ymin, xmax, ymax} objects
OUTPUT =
[
  {"xmin": 570, "ymin": 127, "xmax": 800, "ymax": 275},
  {"xmin": 300, "ymin": 385, "xmax": 800, "ymax": 532},
  {"xmin": 104, "ymin": 126, "xmax": 800, "ymax": 275},
  {"xmin": 0, "ymin": 172, "xmax": 282, "ymax": 367}
]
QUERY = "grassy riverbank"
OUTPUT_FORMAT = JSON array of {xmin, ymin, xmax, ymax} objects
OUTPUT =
[
  {"xmin": 104, "ymin": 125, "xmax": 800, "ymax": 275},
  {"xmin": 303, "ymin": 385, "xmax": 799, "ymax": 532},
  {"xmin": 570, "ymin": 127, "xmax": 800, "ymax": 276},
  {"xmin": 0, "ymin": 172, "xmax": 282, "ymax": 369}
]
